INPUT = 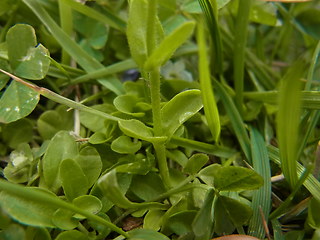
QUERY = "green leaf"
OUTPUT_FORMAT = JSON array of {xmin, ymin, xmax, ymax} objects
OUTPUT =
[
  {"xmin": 6, "ymin": 24, "xmax": 50, "ymax": 80},
  {"xmin": 197, "ymin": 20, "xmax": 220, "ymax": 141},
  {"xmin": 215, "ymin": 195, "xmax": 253, "ymax": 230},
  {"xmin": 42, "ymin": 131, "xmax": 79, "ymax": 192},
  {"xmin": 192, "ymin": 189, "xmax": 214, "ymax": 240},
  {"xmin": 0, "ymin": 224, "xmax": 26, "ymax": 240},
  {"xmin": 60, "ymin": 158, "xmax": 89, "ymax": 201},
  {"xmin": 277, "ymin": 61, "xmax": 304, "ymax": 189},
  {"xmin": 128, "ymin": 229, "xmax": 170, "ymax": 240},
  {"xmin": 37, "ymin": 105, "xmax": 74, "ymax": 140},
  {"xmin": 144, "ymin": 210, "xmax": 165, "ymax": 231},
  {"xmin": 98, "ymin": 170, "xmax": 140, "ymax": 209},
  {"xmin": 248, "ymin": 126, "xmax": 272, "ymax": 239},
  {"xmin": 213, "ymin": 166, "xmax": 264, "ymax": 192},
  {"xmin": 0, "ymin": 81, "xmax": 39, "ymax": 123},
  {"xmin": 118, "ymin": 119, "xmax": 167, "ymax": 143},
  {"xmin": 75, "ymin": 146, "xmax": 102, "ymax": 188},
  {"xmin": 0, "ymin": 188, "xmax": 58, "ymax": 228},
  {"xmin": 198, "ymin": 164, "xmax": 222, "ymax": 186},
  {"xmin": 183, "ymin": 153, "xmax": 209, "ymax": 175},
  {"xmin": 250, "ymin": 2, "xmax": 278, "ymax": 26},
  {"xmin": 98, "ymin": 170, "xmax": 164, "ymax": 210},
  {"xmin": 115, "ymin": 154, "xmax": 154, "ymax": 175},
  {"xmin": 144, "ymin": 21, "xmax": 195, "ymax": 70},
  {"xmin": 111, "ymin": 136, "xmax": 142, "ymax": 154},
  {"xmin": 161, "ymin": 89, "xmax": 203, "ymax": 138},
  {"xmin": 73, "ymin": 195, "xmax": 102, "ymax": 219},
  {"xmin": 2, "ymin": 119, "xmax": 33, "ymax": 149},
  {"xmin": 167, "ymin": 210, "xmax": 197, "ymax": 235},
  {"xmin": 130, "ymin": 173, "xmax": 166, "ymax": 201},
  {"xmin": 127, "ymin": 0, "xmax": 148, "ymax": 69},
  {"xmin": 52, "ymin": 208, "xmax": 78, "ymax": 230},
  {"xmin": 55, "ymin": 230, "xmax": 87, "ymax": 240},
  {"xmin": 114, "ymin": 95, "xmax": 145, "ymax": 117}
]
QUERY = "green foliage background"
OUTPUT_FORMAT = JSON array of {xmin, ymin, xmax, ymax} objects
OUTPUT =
[{"xmin": 0, "ymin": 0, "xmax": 320, "ymax": 239}]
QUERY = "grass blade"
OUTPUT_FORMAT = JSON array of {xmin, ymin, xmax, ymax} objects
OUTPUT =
[
  {"xmin": 233, "ymin": 0, "xmax": 252, "ymax": 114},
  {"xmin": 197, "ymin": 19, "xmax": 221, "ymax": 142},
  {"xmin": 215, "ymin": 80, "xmax": 251, "ymax": 161},
  {"xmin": 248, "ymin": 126, "xmax": 271, "ymax": 239},
  {"xmin": 268, "ymin": 145, "xmax": 320, "ymax": 202},
  {"xmin": 198, "ymin": 0, "xmax": 224, "ymax": 74},
  {"xmin": 277, "ymin": 60, "xmax": 305, "ymax": 189}
]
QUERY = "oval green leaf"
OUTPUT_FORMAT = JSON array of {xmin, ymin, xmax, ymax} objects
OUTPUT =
[
  {"xmin": 161, "ymin": 89, "xmax": 203, "ymax": 138},
  {"xmin": 111, "ymin": 135, "xmax": 142, "ymax": 154},
  {"xmin": 183, "ymin": 153, "xmax": 209, "ymax": 175},
  {"xmin": 0, "ymin": 80, "xmax": 39, "ymax": 123},
  {"xmin": 60, "ymin": 158, "xmax": 89, "ymax": 201},
  {"xmin": 75, "ymin": 146, "xmax": 102, "ymax": 188},
  {"xmin": 6, "ymin": 24, "xmax": 50, "ymax": 80},
  {"xmin": 42, "ymin": 131, "xmax": 78, "ymax": 192},
  {"xmin": 213, "ymin": 166, "xmax": 264, "ymax": 191}
]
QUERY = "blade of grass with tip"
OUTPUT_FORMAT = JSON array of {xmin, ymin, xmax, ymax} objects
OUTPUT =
[
  {"xmin": 277, "ymin": 60, "xmax": 305, "ymax": 189},
  {"xmin": 197, "ymin": 19, "xmax": 220, "ymax": 142},
  {"xmin": 198, "ymin": 0, "xmax": 224, "ymax": 74},
  {"xmin": 248, "ymin": 126, "xmax": 271, "ymax": 239}
]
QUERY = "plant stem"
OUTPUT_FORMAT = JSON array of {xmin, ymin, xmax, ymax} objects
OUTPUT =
[
  {"xmin": 149, "ymin": 69, "xmax": 162, "ymax": 135},
  {"xmin": 149, "ymin": 68, "xmax": 171, "ymax": 189},
  {"xmin": 146, "ymin": 0, "xmax": 158, "ymax": 55}
]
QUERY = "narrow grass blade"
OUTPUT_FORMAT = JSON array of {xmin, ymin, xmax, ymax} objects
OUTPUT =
[
  {"xmin": 269, "ymin": 166, "xmax": 311, "ymax": 220},
  {"xmin": 197, "ymin": 19, "xmax": 220, "ymax": 142},
  {"xmin": 170, "ymin": 136, "xmax": 236, "ymax": 158},
  {"xmin": 268, "ymin": 145, "xmax": 320, "ymax": 202},
  {"xmin": 198, "ymin": 0, "xmax": 224, "ymax": 73},
  {"xmin": 68, "ymin": 59, "xmax": 137, "ymax": 85},
  {"xmin": 61, "ymin": 0, "xmax": 126, "ymax": 32},
  {"xmin": 23, "ymin": 0, "xmax": 124, "ymax": 95},
  {"xmin": 215, "ymin": 80, "xmax": 251, "ymax": 161},
  {"xmin": 277, "ymin": 61, "xmax": 305, "ymax": 189},
  {"xmin": 245, "ymin": 91, "xmax": 320, "ymax": 110},
  {"xmin": 233, "ymin": 0, "xmax": 252, "ymax": 114},
  {"xmin": 248, "ymin": 126, "xmax": 271, "ymax": 239}
]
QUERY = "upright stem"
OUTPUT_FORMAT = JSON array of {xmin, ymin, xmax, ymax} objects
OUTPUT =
[
  {"xmin": 149, "ymin": 68, "xmax": 171, "ymax": 189},
  {"xmin": 145, "ymin": 0, "xmax": 171, "ymax": 189},
  {"xmin": 149, "ymin": 69, "xmax": 162, "ymax": 135}
]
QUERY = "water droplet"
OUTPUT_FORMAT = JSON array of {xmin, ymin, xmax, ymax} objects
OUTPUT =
[
  {"xmin": 5, "ymin": 108, "xmax": 11, "ymax": 112},
  {"xmin": 14, "ymin": 106, "xmax": 20, "ymax": 112}
]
